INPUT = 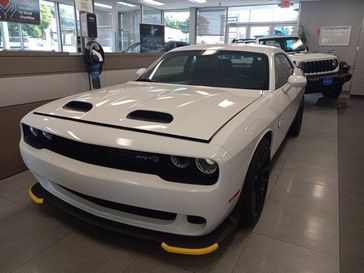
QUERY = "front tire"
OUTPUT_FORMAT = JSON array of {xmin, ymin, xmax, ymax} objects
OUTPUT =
[
  {"xmin": 238, "ymin": 137, "xmax": 270, "ymax": 227},
  {"xmin": 289, "ymin": 98, "xmax": 304, "ymax": 137}
]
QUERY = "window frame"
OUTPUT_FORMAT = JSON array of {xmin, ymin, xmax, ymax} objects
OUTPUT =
[{"xmin": 274, "ymin": 52, "xmax": 294, "ymax": 89}]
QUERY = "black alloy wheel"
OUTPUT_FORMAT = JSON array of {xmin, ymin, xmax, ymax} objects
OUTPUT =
[{"xmin": 238, "ymin": 137, "xmax": 270, "ymax": 227}]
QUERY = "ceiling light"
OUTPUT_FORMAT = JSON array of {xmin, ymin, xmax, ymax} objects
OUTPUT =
[
  {"xmin": 118, "ymin": 1, "xmax": 136, "ymax": 7},
  {"xmin": 188, "ymin": 0, "xmax": 207, "ymax": 3},
  {"xmin": 142, "ymin": 0, "xmax": 165, "ymax": 6},
  {"xmin": 94, "ymin": 2, "xmax": 112, "ymax": 9}
]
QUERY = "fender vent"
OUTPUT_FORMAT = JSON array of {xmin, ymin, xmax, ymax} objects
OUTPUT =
[
  {"xmin": 63, "ymin": 101, "xmax": 93, "ymax": 112},
  {"xmin": 127, "ymin": 110, "xmax": 173, "ymax": 124}
]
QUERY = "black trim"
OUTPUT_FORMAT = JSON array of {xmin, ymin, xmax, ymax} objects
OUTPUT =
[
  {"xmin": 33, "ymin": 112, "xmax": 209, "ymax": 143},
  {"xmin": 30, "ymin": 182, "xmax": 238, "ymax": 249}
]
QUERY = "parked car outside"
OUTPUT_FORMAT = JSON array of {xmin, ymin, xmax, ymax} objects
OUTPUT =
[{"xmin": 124, "ymin": 40, "xmax": 190, "ymax": 53}]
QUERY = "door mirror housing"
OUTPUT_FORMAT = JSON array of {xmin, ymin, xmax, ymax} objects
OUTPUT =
[
  {"xmin": 288, "ymin": 75, "xmax": 307, "ymax": 88},
  {"xmin": 136, "ymin": 68, "xmax": 146, "ymax": 76}
]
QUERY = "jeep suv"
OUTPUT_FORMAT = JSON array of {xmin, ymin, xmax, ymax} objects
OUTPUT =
[{"xmin": 257, "ymin": 36, "xmax": 352, "ymax": 98}]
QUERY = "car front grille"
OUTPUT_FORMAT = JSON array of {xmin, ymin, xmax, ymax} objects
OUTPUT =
[
  {"xmin": 22, "ymin": 124, "xmax": 218, "ymax": 185},
  {"xmin": 60, "ymin": 185, "xmax": 177, "ymax": 221},
  {"xmin": 300, "ymin": 59, "xmax": 338, "ymax": 74}
]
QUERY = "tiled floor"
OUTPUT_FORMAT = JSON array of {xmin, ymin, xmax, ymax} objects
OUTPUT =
[{"xmin": 0, "ymin": 94, "xmax": 354, "ymax": 273}]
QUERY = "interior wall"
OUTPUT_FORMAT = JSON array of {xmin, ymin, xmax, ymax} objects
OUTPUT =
[{"xmin": 300, "ymin": 0, "xmax": 364, "ymax": 92}]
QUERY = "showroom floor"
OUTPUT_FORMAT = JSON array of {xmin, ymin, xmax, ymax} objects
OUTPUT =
[{"xmin": 0, "ymin": 94, "xmax": 362, "ymax": 273}]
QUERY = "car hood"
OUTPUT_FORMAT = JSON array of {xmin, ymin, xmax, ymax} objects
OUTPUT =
[
  {"xmin": 33, "ymin": 82, "xmax": 262, "ymax": 141},
  {"xmin": 289, "ymin": 53, "xmax": 338, "ymax": 63}
]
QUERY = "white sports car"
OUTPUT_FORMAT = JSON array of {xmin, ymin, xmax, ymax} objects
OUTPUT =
[{"xmin": 21, "ymin": 44, "xmax": 306, "ymax": 255}]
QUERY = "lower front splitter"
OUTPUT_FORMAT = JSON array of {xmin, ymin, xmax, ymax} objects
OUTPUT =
[{"xmin": 29, "ymin": 182, "xmax": 238, "ymax": 255}]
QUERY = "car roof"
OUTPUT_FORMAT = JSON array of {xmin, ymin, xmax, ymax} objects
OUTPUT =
[{"xmin": 171, "ymin": 43, "xmax": 283, "ymax": 54}]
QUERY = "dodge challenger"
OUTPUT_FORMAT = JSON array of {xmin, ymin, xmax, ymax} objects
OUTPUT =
[{"xmin": 21, "ymin": 44, "xmax": 306, "ymax": 255}]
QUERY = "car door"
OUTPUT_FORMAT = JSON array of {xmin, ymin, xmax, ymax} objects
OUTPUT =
[{"xmin": 271, "ymin": 53, "xmax": 299, "ymax": 153}]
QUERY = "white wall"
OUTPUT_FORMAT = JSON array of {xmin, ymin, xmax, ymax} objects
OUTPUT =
[
  {"xmin": 300, "ymin": 0, "xmax": 364, "ymax": 93},
  {"xmin": 0, "ymin": 69, "xmax": 138, "ymax": 108}
]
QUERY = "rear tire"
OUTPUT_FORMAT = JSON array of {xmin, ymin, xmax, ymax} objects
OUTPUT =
[
  {"xmin": 289, "ymin": 98, "xmax": 304, "ymax": 137},
  {"xmin": 238, "ymin": 137, "xmax": 270, "ymax": 227},
  {"xmin": 322, "ymin": 84, "xmax": 342, "ymax": 99}
]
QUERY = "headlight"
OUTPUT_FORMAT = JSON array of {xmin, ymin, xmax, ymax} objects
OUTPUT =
[
  {"xmin": 333, "ymin": 59, "xmax": 339, "ymax": 68},
  {"xmin": 171, "ymin": 156, "xmax": 190, "ymax": 168},
  {"xmin": 42, "ymin": 131, "xmax": 53, "ymax": 140},
  {"xmin": 195, "ymin": 158, "xmax": 217, "ymax": 174},
  {"xmin": 29, "ymin": 126, "xmax": 39, "ymax": 137}
]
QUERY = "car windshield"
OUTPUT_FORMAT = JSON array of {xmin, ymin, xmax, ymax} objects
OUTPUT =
[
  {"xmin": 259, "ymin": 37, "xmax": 306, "ymax": 52},
  {"xmin": 138, "ymin": 50, "xmax": 269, "ymax": 90}
]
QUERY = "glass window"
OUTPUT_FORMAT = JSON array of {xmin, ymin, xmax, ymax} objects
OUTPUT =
[
  {"xmin": 250, "ymin": 4, "xmax": 299, "ymax": 23},
  {"xmin": 227, "ymin": 7, "xmax": 250, "ymax": 23},
  {"xmin": 275, "ymin": 53, "xmax": 293, "ymax": 88},
  {"xmin": 274, "ymin": 25, "xmax": 295, "ymax": 36},
  {"xmin": 59, "ymin": 3, "xmax": 77, "ymax": 52},
  {"xmin": 0, "ymin": 22, "xmax": 21, "ymax": 50},
  {"xmin": 95, "ymin": 10, "xmax": 113, "ymax": 52},
  {"xmin": 119, "ymin": 6, "xmax": 141, "ymax": 52},
  {"xmin": 197, "ymin": 8, "xmax": 225, "ymax": 44},
  {"xmin": 0, "ymin": 0, "xmax": 58, "ymax": 51},
  {"xmin": 260, "ymin": 37, "xmax": 306, "ymax": 53},
  {"xmin": 228, "ymin": 26, "xmax": 247, "ymax": 42},
  {"xmin": 139, "ymin": 50, "xmax": 269, "ymax": 90},
  {"xmin": 164, "ymin": 11, "xmax": 189, "ymax": 43},
  {"xmin": 250, "ymin": 26, "xmax": 270, "ymax": 38},
  {"xmin": 143, "ymin": 6, "xmax": 161, "ymax": 24}
]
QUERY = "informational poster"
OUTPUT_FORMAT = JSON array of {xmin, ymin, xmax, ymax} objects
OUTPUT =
[
  {"xmin": 75, "ymin": 0, "xmax": 93, "ymax": 13},
  {"xmin": 140, "ymin": 23, "xmax": 165, "ymax": 53},
  {"xmin": 0, "ymin": 0, "xmax": 40, "ymax": 25},
  {"xmin": 319, "ymin": 26, "xmax": 352, "ymax": 46}
]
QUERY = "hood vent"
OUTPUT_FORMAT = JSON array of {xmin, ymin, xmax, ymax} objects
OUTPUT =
[
  {"xmin": 127, "ymin": 110, "xmax": 173, "ymax": 124},
  {"xmin": 63, "ymin": 101, "xmax": 93, "ymax": 112}
]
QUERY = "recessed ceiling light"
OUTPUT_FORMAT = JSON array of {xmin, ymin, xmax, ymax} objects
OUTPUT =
[
  {"xmin": 188, "ymin": 0, "xmax": 207, "ymax": 3},
  {"xmin": 118, "ymin": 1, "xmax": 136, "ymax": 7},
  {"xmin": 142, "ymin": 0, "xmax": 165, "ymax": 6},
  {"xmin": 94, "ymin": 2, "xmax": 112, "ymax": 9}
]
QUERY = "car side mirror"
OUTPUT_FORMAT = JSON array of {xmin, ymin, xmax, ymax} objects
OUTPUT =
[
  {"xmin": 282, "ymin": 75, "xmax": 306, "ymax": 93},
  {"xmin": 136, "ymin": 68, "xmax": 146, "ymax": 76},
  {"xmin": 288, "ymin": 75, "xmax": 306, "ymax": 88}
]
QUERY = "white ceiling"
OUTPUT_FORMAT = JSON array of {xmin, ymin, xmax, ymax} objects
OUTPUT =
[{"xmin": 96, "ymin": 0, "xmax": 315, "ymax": 10}]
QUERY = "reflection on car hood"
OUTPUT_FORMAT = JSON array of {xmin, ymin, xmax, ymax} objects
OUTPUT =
[{"xmin": 33, "ymin": 82, "xmax": 262, "ymax": 141}]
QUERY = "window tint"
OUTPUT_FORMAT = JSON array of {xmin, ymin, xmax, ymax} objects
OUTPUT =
[
  {"xmin": 139, "ymin": 50, "xmax": 269, "ymax": 90},
  {"xmin": 275, "ymin": 53, "xmax": 293, "ymax": 88}
]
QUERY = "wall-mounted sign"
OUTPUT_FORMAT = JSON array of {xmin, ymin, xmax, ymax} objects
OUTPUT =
[
  {"xmin": 140, "ymin": 23, "xmax": 165, "ymax": 53},
  {"xmin": 280, "ymin": 0, "xmax": 291, "ymax": 8},
  {"xmin": 0, "ymin": 0, "xmax": 40, "ymax": 25},
  {"xmin": 320, "ymin": 26, "xmax": 352, "ymax": 46},
  {"xmin": 75, "ymin": 0, "xmax": 93, "ymax": 13}
]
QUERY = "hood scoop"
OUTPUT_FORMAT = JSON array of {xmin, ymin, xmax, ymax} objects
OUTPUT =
[
  {"xmin": 127, "ymin": 110, "xmax": 173, "ymax": 124},
  {"xmin": 63, "ymin": 101, "xmax": 93, "ymax": 112}
]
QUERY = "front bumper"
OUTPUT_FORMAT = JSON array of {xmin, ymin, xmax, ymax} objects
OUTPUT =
[
  {"xmin": 305, "ymin": 72, "xmax": 352, "ymax": 93},
  {"xmin": 29, "ymin": 182, "xmax": 238, "ymax": 255}
]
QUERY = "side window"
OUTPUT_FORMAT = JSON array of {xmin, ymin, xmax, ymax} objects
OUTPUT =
[{"xmin": 274, "ymin": 54, "xmax": 294, "ymax": 88}]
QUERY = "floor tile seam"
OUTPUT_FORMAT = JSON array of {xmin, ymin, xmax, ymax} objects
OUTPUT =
[
  {"xmin": 0, "ymin": 203, "xmax": 30, "ymax": 225},
  {"xmin": 265, "ymin": 198, "xmax": 340, "ymax": 220},
  {"xmin": 276, "ymin": 175, "xmax": 339, "ymax": 189},
  {"xmin": 252, "ymin": 231, "xmax": 339, "ymax": 258},
  {"xmin": 9, "ymin": 230, "xmax": 73, "ymax": 273},
  {"xmin": 267, "ymin": 195, "xmax": 339, "ymax": 216},
  {"xmin": 274, "ymin": 176, "xmax": 340, "ymax": 189},
  {"xmin": 0, "ymin": 194, "xmax": 34, "ymax": 209},
  {"xmin": 120, "ymin": 253, "xmax": 144, "ymax": 273},
  {"xmin": 230, "ymin": 233, "xmax": 254, "ymax": 273},
  {"xmin": 0, "ymin": 170, "xmax": 31, "ymax": 185}
]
